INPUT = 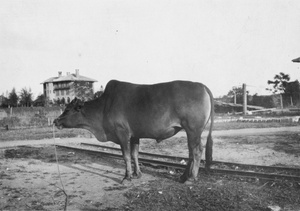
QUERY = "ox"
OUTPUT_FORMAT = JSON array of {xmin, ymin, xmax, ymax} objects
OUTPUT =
[{"xmin": 54, "ymin": 80, "xmax": 214, "ymax": 184}]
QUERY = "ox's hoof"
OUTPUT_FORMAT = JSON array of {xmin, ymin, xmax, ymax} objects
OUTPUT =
[
  {"xmin": 132, "ymin": 172, "xmax": 142, "ymax": 179},
  {"xmin": 183, "ymin": 178, "xmax": 196, "ymax": 186},
  {"xmin": 121, "ymin": 178, "xmax": 132, "ymax": 186},
  {"xmin": 205, "ymin": 166, "xmax": 211, "ymax": 174},
  {"xmin": 179, "ymin": 174, "xmax": 197, "ymax": 185},
  {"xmin": 179, "ymin": 174, "xmax": 188, "ymax": 183}
]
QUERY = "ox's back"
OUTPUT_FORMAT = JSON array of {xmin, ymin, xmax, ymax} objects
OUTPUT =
[{"xmin": 101, "ymin": 80, "xmax": 212, "ymax": 139}]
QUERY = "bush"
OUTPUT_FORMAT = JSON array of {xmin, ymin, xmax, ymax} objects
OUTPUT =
[
  {"xmin": 0, "ymin": 107, "xmax": 62, "ymax": 128},
  {"xmin": 29, "ymin": 114, "xmax": 48, "ymax": 127},
  {"xmin": 0, "ymin": 117, "xmax": 21, "ymax": 128}
]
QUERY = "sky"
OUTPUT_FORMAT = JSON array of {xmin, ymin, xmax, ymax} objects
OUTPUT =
[{"xmin": 1, "ymin": 0, "xmax": 300, "ymax": 99}]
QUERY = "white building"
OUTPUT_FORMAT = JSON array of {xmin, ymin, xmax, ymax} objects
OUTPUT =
[{"xmin": 41, "ymin": 69, "xmax": 97, "ymax": 103}]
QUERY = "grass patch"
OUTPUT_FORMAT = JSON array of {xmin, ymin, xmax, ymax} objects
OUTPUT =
[
  {"xmin": 123, "ymin": 173, "xmax": 300, "ymax": 211},
  {"xmin": 272, "ymin": 134, "xmax": 300, "ymax": 155},
  {"xmin": 0, "ymin": 127, "xmax": 92, "ymax": 141},
  {"xmin": 211, "ymin": 121, "xmax": 300, "ymax": 131},
  {"xmin": 218, "ymin": 133, "xmax": 300, "ymax": 156}
]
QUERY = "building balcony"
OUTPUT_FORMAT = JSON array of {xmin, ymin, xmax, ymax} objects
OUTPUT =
[{"xmin": 54, "ymin": 86, "xmax": 71, "ymax": 91}]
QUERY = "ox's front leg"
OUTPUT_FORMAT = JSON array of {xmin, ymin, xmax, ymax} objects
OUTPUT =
[
  {"xmin": 130, "ymin": 137, "xmax": 142, "ymax": 179},
  {"xmin": 120, "ymin": 140, "xmax": 133, "ymax": 184},
  {"xmin": 116, "ymin": 128, "xmax": 133, "ymax": 184}
]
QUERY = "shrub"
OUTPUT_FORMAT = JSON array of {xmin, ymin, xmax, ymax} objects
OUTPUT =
[
  {"xmin": 0, "ymin": 117, "xmax": 21, "ymax": 128},
  {"xmin": 29, "ymin": 114, "xmax": 48, "ymax": 127}
]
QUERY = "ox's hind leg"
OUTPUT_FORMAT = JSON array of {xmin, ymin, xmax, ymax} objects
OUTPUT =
[
  {"xmin": 180, "ymin": 130, "xmax": 203, "ymax": 184},
  {"xmin": 130, "ymin": 137, "xmax": 142, "ymax": 179}
]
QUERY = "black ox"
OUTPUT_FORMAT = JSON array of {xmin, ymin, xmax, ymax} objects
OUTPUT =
[{"xmin": 54, "ymin": 80, "xmax": 214, "ymax": 184}]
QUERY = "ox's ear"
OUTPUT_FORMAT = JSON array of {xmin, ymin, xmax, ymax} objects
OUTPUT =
[
  {"xmin": 70, "ymin": 97, "xmax": 78, "ymax": 105},
  {"xmin": 74, "ymin": 99, "xmax": 85, "ymax": 111}
]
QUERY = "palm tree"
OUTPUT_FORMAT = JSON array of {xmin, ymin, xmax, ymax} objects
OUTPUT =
[
  {"xmin": 267, "ymin": 72, "xmax": 290, "ymax": 94},
  {"xmin": 267, "ymin": 72, "xmax": 291, "ymax": 108}
]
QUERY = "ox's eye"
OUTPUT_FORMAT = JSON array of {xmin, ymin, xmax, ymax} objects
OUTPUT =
[{"xmin": 75, "ymin": 105, "xmax": 82, "ymax": 112}]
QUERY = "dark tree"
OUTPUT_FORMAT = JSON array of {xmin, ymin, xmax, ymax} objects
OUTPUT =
[
  {"xmin": 284, "ymin": 80, "xmax": 300, "ymax": 106},
  {"xmin": 34, "ymin": 94, "xmax": 46, "ymax": 106},
  {"xmin": 54, "ymin": 98, "xmax": 61, "ymax": 105},
  {"xmin": 8, "ymin": 88, "xmax": 18, "ymax": 107},
  {"xmin": 1, "ymin": 96, "xmax": 9, "ymax": 107},
  {"xmin": 250, "ymin": 94, "xmax": 275, "ymax": 108},
  {"xmin": 19, "ymin": 87, "xmax": 33, "ymax": 107},
  {"xmin": 227, "ymin": 86, "xmax": 249, "ymax": 104}
]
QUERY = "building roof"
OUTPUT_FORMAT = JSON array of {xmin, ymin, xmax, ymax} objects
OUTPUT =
[
  {"xmin": 41, "ymin": 72, "xmax": 97, "ymax": 84},
  {"xmin": 292, "ymin": 57, "xmax": 300, "ymax": 63}
]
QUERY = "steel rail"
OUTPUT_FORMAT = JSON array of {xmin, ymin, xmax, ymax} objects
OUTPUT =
[
  {"xmin": 55, "ymin": 144, "xmax": 300, "ymax": 181},
  {"xmin": 80, "ymin": 142, "xmax": 300, "ymax": 173},
  {"xmin": 80, "ymin": 142, "xmax": 187, "ymax": 161}
]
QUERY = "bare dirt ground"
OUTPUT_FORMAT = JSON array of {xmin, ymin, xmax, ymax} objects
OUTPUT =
[
  {"xmin": 0, "ymin": 146, "xmax": 157, "ymax": 210},
  {"xmin": 1, "ymin": 126, "xmax": 300, "ymax": 210}
]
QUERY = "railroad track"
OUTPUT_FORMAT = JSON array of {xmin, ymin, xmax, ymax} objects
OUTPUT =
[{"xmin": 55, "ymin": 143, "xmax": 300, "ymax": 182}]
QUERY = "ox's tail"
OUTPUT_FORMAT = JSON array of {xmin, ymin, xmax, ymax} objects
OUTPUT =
[{"xmin": 204, "ymin": 86, "xmax": 214, "ymax": 170}]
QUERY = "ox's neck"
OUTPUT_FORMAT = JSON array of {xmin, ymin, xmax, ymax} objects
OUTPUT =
[{"xmin": 80, "ymin": 98, "xmax": 108, "ymax": 142}]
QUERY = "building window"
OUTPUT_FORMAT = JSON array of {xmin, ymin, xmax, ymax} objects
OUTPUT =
[
  {"xmin": 66, "ymin": 89, "xmax": 69, "ymax": 95},
  {"xmin": 61, "ymin": 90, "xmax": 64, "ymax": 95},
  {"xmin": 56, "ymin": 90, "xmax": 59, "ymax": 96}
]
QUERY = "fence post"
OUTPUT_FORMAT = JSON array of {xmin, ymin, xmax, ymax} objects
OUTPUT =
[
  {"xmin": 243, "ymin": 83, "xmax": 247, "ymax": 115},
  {"xmin": 280, "ymin": 94, "xmax": 283, "ymax": 110},
  {"xmin": 233, "ymin": 91, "xmax": 236, "ymax": 104}
]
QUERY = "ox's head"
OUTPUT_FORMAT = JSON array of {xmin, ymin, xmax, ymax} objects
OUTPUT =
[{"xmin": 54, "ymin": 98, "xmax": 85, "ymax": 129}]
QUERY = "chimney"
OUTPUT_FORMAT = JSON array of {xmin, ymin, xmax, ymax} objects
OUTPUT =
[
  {"xmin": 58, "ymin": 71, "xmax": 62, "ymax": 77},
  {"xmin": 75, "ymin": 69, "xmax": 79, "ymax": 77}
]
